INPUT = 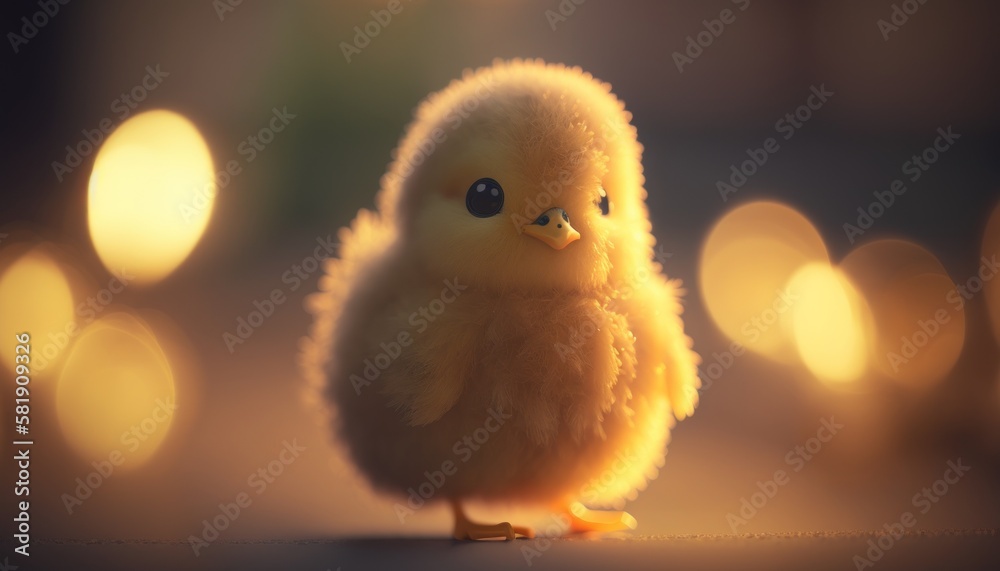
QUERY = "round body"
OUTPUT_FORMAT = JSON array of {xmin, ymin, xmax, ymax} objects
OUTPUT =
[{"xmin": 302, "ymin": 60, "xmax": 699, "ymax": 510}]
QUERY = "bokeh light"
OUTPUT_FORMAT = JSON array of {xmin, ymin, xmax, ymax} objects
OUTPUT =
[
  {"xmin": 983, "ymin": 201, "xmax": 1000, "ymax": 344},
  {"xmin": 57, "ymin": 312, "xmax": 177, "ymax": 468},
  {"xmin": 0, "ymin": 247, "xmax": 76, "ymax": 376},
  {"xmin": 787, "ymin": 263, "xmax": 871, "ymax": 385},
  {"xmin": 841, "ymin": 240, "xmax": 964, "ymax": 389},
  {"xmin": 700, "ymin": 201, "xmax": 829, "ymax": 361},
  {"xmin": 88, "ymin": 110, "xmax": 215, "ymax": 285}
]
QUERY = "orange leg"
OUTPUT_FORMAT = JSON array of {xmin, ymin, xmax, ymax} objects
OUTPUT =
[
  {"xmin": 562, "ymin": 501, "xmax": 637, "ymax": 535},
  {"xmin": 450, "ymin": 500, "xmax": 535, "ymax": 541}
]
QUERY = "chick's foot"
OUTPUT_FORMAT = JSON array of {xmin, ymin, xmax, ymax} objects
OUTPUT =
[
  {"xmin": 450, "ymin": 501, "xmax": 534, "ymax": 541},
  {"xmin": 564, "ymin": 502, "xmax": 637, "ymax": 534}
]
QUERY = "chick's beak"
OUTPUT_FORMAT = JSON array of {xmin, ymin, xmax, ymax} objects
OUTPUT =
[{"xmin": 522, "ymin": 207, "xmax": 580, "ymax": 250}]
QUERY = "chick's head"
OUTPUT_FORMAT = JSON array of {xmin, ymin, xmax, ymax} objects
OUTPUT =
[{"xmin": 379, "ymin": 59, "xmax": 654, "ymax": 293}]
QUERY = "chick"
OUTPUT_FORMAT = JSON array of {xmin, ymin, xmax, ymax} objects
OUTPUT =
[{"xmin": 301, "ymin": 59, "xmax": 700, "ymax": 540}]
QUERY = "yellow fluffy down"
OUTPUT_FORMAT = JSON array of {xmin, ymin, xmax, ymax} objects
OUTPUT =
[{"xmin": 301, "ymin": 59, "xmax": 700, "ymax": 511}]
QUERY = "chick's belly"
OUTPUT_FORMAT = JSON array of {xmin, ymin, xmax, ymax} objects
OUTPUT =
[
  {"xmin": 339, "ymin": 393, "xmax": 644, "ymax": 505},
  {"xmin": 334, "ymin": 290, "xmax": 669, "ymax": 504},
  {"xmin": 430, "ymin": 409, "xmax": 657, "ymax": 505}
]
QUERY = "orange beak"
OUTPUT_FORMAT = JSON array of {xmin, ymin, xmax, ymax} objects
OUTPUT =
[{"xmin": 522, "ymin": 208, "xmax": 580, "ymax": 250}]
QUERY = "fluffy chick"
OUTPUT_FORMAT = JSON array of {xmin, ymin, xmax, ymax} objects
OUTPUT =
[{"xmin": 302, "ymin": 59, "xmax": 700, "ymax": 540}]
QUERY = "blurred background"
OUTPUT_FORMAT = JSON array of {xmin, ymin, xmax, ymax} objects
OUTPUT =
[{"xmin": 1, "ymin": 0, "xmax": 999, "ymax": 544}]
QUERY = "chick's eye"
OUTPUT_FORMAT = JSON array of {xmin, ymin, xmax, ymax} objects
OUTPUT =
[
  {"xmin": 597, "ymin": 187, "xmax": 610, "ymax": 216},
  {"xmin": 466, "ymin": 177, "xmax": 504, "ymax": 218}
]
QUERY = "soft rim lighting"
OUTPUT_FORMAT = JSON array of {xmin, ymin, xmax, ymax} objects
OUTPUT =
[
  {"xmin": 88, "ymin": 110, "xmax": 215, "ymax": 285},
  {"xmin": 789, "ymin": 263, "xmax": 869, "ymax": 384},
  {"xmin": 56, "ymin": 312, "xmax": 176, "ymax": 468},
  {"xmin": 0, "ymin": 249, "xmax": 75, "ymax": 375}
]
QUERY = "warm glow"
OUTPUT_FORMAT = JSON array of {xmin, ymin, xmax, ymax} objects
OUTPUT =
[
  {"xmin": 984, "ymin": 201, "xmax": 1000, "ymax": 344},
  {"xmin": 841, "ymin": 240, "xmax": 964, "ymax": 388},
  {"xmin": 788, "ymin": 264, "xmax": 870, "ymax": 384},
  {"xmin": 88, "ymin": 110, "xmax": 215, "ymax": 285},
  {"xmin": 0, "ymin": 249, "xmax": 75, "ymax": 375},
  {"xmin": 57, "ymin": 313, "xmax": 176, "ymax": 468},
  {"xmin": 700, "ymin": 201, "xmax": 829, "ymax": 361}
]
